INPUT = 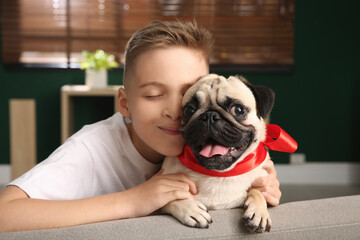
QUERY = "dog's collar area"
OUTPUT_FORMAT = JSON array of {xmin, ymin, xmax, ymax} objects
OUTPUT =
[{"xmin": 177, "ymin": 124, "xmax": 298, "ymax": 177}]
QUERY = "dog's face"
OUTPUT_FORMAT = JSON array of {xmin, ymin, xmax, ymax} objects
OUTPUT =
[{"xmin": 180, "ymin": 74, "xmax": 275, "ymax": 171}]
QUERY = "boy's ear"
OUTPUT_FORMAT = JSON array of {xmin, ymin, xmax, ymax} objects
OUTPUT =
[{"xmin": 117, "ymin": 87, "xmax": 131, "ymax": 117}]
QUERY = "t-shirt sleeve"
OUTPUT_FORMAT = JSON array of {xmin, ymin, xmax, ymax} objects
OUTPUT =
[{"xmin": 8, "ymin": 140, "xmax": 94, "ymax": 200}]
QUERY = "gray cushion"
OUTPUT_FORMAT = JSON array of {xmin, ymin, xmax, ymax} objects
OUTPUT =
[{"xmin": 1, "ymin": 195, "xmax": 359, "ymax": 240}]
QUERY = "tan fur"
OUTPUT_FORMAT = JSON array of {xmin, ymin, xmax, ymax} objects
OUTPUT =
[
  {"xmin": 244, "ymin": 189, "xmax": 272, "ymax": 232},
  {"xmin": 161, "ymin": 74, "xmax": 272, "ymax": 232}
]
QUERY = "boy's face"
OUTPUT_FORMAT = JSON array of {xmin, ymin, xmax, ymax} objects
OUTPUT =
[{"xmin": 124, "ymin": 47, "xmax": 209, "ymax": 161}]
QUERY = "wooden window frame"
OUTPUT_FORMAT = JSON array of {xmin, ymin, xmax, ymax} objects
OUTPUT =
[{"xmin": 1, "ymin": 0, "xmax": 295, "ymax": 73}]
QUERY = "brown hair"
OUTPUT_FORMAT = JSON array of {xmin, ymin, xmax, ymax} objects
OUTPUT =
[{"xmin": 123, "ymin": 20, "xmax": 214, "ymax": 87}]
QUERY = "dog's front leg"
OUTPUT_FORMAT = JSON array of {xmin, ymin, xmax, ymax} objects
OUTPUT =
[
  {"xmin": 162, "ymin": 199, "xmax": 212, "ymax": 228},
  {"xmin": 243, "ymin": 189, "xmax": 271, "ymax": 233}
]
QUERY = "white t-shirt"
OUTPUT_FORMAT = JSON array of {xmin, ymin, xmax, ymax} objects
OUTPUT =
[{"xmin": 9, "ymin": 113, "xmax": 161, "ymax": 200}]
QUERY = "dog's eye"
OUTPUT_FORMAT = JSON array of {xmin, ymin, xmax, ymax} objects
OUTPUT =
[
  {"xmin": 183, "ymin": 105, "xmax": 195, "ymax": 117},
  {"xmin": 230, "ymin": 105, "xmax": 244, "ymax": 117}
]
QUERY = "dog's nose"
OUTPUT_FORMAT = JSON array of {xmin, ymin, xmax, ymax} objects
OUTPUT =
[{"xmin": 201, "ymin": 111, "xmax": 222, "ymax": 124}]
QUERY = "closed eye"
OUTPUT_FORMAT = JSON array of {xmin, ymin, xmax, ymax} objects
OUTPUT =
[{"xmin": 144, "ymin": 95, "xmax": 163, "ymax": 100}]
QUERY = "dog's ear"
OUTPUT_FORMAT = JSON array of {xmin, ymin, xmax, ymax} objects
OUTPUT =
[
  {"xmin": 235, "ymin": 75, "xmax": 275, "ymax": 119},
  {"xmin": 252, "ymin": 86, "xmax": 275, "ymax": 119}
]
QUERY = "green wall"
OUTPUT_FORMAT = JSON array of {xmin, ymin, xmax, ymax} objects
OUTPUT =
[{"xmin": 1, "ymin": 0, "xmax": 359, "ymax": 164}]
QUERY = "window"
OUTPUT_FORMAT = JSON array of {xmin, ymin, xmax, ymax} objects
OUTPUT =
[{"xmin": 1, "ymin": 0, "xmax": 295, "ymax": 70}]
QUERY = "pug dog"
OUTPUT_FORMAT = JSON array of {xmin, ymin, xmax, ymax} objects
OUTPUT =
[{"xmin": 161, "ymin": 74, "xmax": 276, "ymax": 233}]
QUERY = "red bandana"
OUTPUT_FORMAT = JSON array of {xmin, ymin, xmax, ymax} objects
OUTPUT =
[{"xmin": 177, "ymin": 124, "xmax": 298, "ymax": 177}]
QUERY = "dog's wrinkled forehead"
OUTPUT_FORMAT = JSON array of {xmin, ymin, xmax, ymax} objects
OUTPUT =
[{"xmin": 182, "ymin": 74, "xmax": 256, "ymax": 110}]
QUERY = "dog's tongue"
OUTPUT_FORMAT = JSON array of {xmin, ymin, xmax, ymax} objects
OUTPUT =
[{"xmin": 199, "ymin": 144, "xmax": 230, "ymax": 157}]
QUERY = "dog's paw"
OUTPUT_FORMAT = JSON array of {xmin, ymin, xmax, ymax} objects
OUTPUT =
[
  {"xmin": 163, "ymin": 199, "xmax": 212, "ymax": 228},
  {"xmin": 242, "ymin": 202, "xmax": 271, "ymax": 233}
]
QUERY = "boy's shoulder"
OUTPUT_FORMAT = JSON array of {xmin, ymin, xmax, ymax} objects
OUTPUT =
[{"xmin": 70, "ymin": 113, "xmax": 125, "ymax": 142}]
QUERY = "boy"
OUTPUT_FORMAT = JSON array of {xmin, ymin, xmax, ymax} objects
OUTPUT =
[{"xmin": 0, "ymin": 20, "xmax": 281, "ymax": 233}]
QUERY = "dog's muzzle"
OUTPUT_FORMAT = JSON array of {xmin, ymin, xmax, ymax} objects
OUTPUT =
[{"xmin": 182, "ymin": 111, "xmax": 254, "ymax": 171}]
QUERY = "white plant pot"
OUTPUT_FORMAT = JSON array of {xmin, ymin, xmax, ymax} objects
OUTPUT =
[{"xmin": 85, "ymin": 69, "xmax": 108, "ymax": 88}]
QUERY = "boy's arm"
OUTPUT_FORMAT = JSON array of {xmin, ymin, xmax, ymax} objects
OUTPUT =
[
  {"xmin": 251, "ymin": 158, "xmax": 281, "ymax": 206},
  {"xmin": 0, "ymin": 172, "xmax": 196, "ymax": 233}
]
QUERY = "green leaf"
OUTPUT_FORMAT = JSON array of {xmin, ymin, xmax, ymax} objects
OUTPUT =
[{"xmin": 79, "ymin": 49, "xmax": 119, "ymax": 70}]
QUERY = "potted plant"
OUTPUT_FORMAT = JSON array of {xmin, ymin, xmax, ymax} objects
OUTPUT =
[{"xmin": 80, "ymin": 49, "xmax": 119, "ymax": 88}]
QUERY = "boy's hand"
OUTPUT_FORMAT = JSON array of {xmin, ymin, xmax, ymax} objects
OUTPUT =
[
  {"xmin": 123, "ymin": 170, "xmax": 197, "ymax": 218},
  {"xmin": 250, "ymin": 158, "xmax": 281, "ymax": 206}
]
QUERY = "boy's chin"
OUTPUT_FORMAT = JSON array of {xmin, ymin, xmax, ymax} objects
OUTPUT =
[{"xmin": 160, "ymin": 145, "xmax": 185, "ymax": 157}]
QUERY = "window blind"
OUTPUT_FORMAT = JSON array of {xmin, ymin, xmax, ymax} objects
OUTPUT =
[{"xmin": 1, "ymin": 0, "xmax": 295, "ymax": 68}]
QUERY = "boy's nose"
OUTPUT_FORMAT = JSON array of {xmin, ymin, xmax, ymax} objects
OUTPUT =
[{"xmin": 163, "ymin": 95, "xmax": 182, "ymax": 121}]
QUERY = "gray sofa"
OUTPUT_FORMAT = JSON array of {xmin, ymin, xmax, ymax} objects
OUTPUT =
[{"xmin": 1, "ymin": 195, "xmax": 359, "ymax": 240}]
